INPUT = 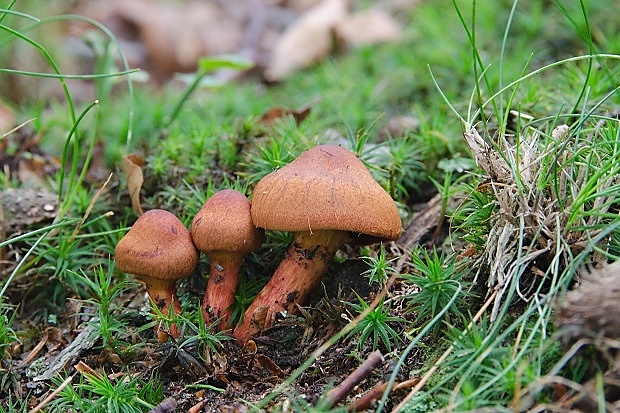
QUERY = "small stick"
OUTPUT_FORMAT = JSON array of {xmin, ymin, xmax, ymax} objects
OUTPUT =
[
  {"xmin": 324, "ymin": 350, "xmax": 384, "ymax": 408},
  {"xmin": 253, "ymin": 272, "xmax": 400, "ymax": 410},
  {"xmin": 350, "ymin": 378, "xmax": 420, "ymax": 412},
  {"xmin": 74, "ymin": 360, "xmax": 102, "ymax": 379},
  {"xmin": 29, "ymin": 374, "xmax": 74, "ymax": 413},
  {"xmin": 20, "ymin": 330, "xmax": 49, "ymax": 366}
]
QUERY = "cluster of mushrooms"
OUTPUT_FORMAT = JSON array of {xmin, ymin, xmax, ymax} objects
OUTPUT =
[{"xmin": 115, "ymin": 144, "xmax": 403, "ymax": 343}]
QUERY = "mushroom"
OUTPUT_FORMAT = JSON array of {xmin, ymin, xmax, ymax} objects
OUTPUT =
[
  {"xmin": 115, "ymin": 209, "xmax": 198, "ymax": 342},
  {"xmin": 191, "ymin": 189, "xmax": 264, "ymax": 329},
  {"xmin": 233, "ymin": 144, "xmax": 402, "ymax": 342}
]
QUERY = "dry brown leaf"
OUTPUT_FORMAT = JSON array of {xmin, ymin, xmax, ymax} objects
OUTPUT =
[
  {"xmin": 286, "ymin": 0, "xmax": 324, "ymax": 12},
  {"xmin": 256, "ymin": 354, "xmax": 287, "ymax": 377},
  {"xmin": 187, "ymin": 400, "xmax": 205, "ymax": 413},
  {"xmin": 121, "ymin": 153, "xmax": 144, "ymax": 215},
  {"xmin": 133, "ymin": 1, "xmax": 244, "ymax": 76},
  {"xmin": 265, "ymin": 0, "xmax": 347, "ymax": 81},
  {"xmin": 335, "ymin": 8, "xmax": 402, "ymax": 47},
  {"xmin": 147, "ymin": 397, "xmax": 177, "ymax": 413},
  {"xmin": 74, "ymin": 360, "xmax": 102, "ymax": 379},
  {"xmin": 257, "ymin": 98, "xmax": 320, "ymax": 125},
  {"xmin": 258, "ymin": 106, "xmax": 311, "ymax": 125}
]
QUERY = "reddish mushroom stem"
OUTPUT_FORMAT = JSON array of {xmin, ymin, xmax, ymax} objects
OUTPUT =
[
  {"xmin": 190, "ymin": 189, "xmax": 264, "ymax": 331},
  {"xmin": 233, "ymin": 229, "xmax": 349, "ymax": 342},
  {"xmin": 202, "ymin": 252, "xmax": 244, "ymax": 328},
  {"xmin": 140, "ymin": 277, "xmax": 183, "ymax": 342}
]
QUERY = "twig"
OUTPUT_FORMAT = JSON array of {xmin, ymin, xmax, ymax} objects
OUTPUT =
[
  {"xmin": 20, "ymin": 329, "xmax": 49, "ymax": 366},
  {"xmin": 1, "ymin": 117, "xmax": 34, "ymax": 140},
  {"xmin": 251, "ymin": 272, "xmax": 401, "ymax": 411},
  {"xmin": 391, "ymin": 291, "xmax": 497, "ymax": 412},
  {"xmin": 67, "ymin": 172, "xmax": 113, "ymax": 243},
  {"xmin": 29, "ymin": 374, "xmax": 74, "ymax": 413},
  {"xmin": 349, "ymin": 378, "xmax": 420, "ymax": 412},
  {"xmin": 324, "ymin": 350, "xmax": 385, "ymax": 408}
]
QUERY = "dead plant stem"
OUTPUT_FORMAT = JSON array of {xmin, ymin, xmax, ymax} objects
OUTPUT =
[
  {"xmin": 324, "ymin": 350, "xmax": 384, "ymax": 408},
  {"xmin": 29, "ymin": 374, "xmax": 74, "ymax": 413}
]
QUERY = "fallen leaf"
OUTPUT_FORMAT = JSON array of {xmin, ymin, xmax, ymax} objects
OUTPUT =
[
  {"xmin": 137, "ymin": 1, "xmax": 243, "ymax": 75},
  {"xmin": 258, "ymin": 107, "xmax": 310, "ymax": 126},
  {"xmin": 187, "ymin": 400, "xmax": 205, "ymax": 413},
  {"xmin": 18, "ymin": 156, "xmax": 49, "ymax": 187},
  {"xmin": 73, "ymin": 360, "xmax": 101, "ymax": 379},
  {"xmin": 257, "ymin": 98, "xmax": 319, "ymax": 126},
  {"xmin": 286, "ymin": 0, "xmax": 324, "ymax": 12},
  {"xmin": 265, "ymin": 0, "xmax": 348, "ymax": 81},
  {"xmin": 256, "ymin": 353, "xmax": 287, "ymax": 377},
  {"xmin": 121, "ymin": 153, "xmax": 144, "ymax": 215},
  {"xmin": 335, "ymin": 8, "xmax": 402, "ymax": 48}
]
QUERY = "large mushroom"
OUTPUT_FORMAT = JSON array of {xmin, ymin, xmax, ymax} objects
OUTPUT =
[
  {"xmin": 115, "ymin": 209, "xmax": 198, "ymax": 342},
  {"xmin": 233, "ymin": 144, "xmax": 402, "ymax": 342},
  {"xmin": 191, "ymin": 189, "xmax": 264, "ymax": 329}
]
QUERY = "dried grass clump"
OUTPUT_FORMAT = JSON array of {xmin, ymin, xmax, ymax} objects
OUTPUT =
[{"xmin": 463, "ymin": 122, "xmax": 620, "ymax": 319}]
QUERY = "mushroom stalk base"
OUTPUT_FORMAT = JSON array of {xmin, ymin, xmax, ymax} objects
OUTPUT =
[
  {"xmin": 141, "ymin": 278, "xmax": 182, "ymax": 342},
  {"xmin": 233, "ymin": 229, "xmax": 349, "ymax": 342},
  {"xmin": 202, "ymin": 253, "xmax": 243, "ymax": 329}
]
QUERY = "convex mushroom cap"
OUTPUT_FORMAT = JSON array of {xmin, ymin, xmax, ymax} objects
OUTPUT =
[
  {"xmin": 115, "ymin": 209, "xmax": 198, "ymax": 341},
  {"xmin": 191, "ymin": 189, "xmax": 264, "ymax": 255},
  {"xmin": 251, "ymin": 144, "xmax": 402, "ymax": 241},
  {"xmin": 116, "ymin": 209, "xmax": 198, "ymax": 280}
]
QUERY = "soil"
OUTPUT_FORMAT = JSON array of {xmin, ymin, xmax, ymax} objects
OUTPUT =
[
  {"xmin": 4, "ymin": 258, "xmax": 420, "ymax": 412},
  {"xmin": 0, "ymin": 194, "xmax": 443, "ymax": 412}
]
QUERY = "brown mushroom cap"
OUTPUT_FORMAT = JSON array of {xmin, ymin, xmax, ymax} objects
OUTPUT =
[
  {"xmin": 115, "ymin": 209, "xmax": 198, "ymax": 281},
  {"xmin": 191, "ymin": 189, "xmax": 264, "ymax": 254},
  {"xmin": 251, "ymin": 144, "xmax": 402, "ymax": 241}
]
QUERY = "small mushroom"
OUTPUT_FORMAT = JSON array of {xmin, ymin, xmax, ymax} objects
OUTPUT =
[
  {"xmin": 115, "ymin": 209, "xmax": 198, "ymax": 342},
  {"xmin": 191, "ymin": 189, "xmax": 264, "ymax": 329},
  {"xmin": 233, "ymin": 144, "xmax": 402, "ymax": 342}
]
